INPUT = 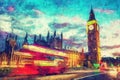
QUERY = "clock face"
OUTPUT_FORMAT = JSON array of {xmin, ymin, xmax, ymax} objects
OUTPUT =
[{"xmin": 88, "ymin": 25, "xmax": 94, "ymax": 30}]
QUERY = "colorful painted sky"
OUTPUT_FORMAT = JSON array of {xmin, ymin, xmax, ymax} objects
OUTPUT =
[{"xmin": 0, "ymin": 0, "xmax": 120, "ymax": 57}]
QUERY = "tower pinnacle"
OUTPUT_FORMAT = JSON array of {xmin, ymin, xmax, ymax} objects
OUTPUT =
[{"xmin": 88, "ymin": 7, "xmax": 96, "ymax": 21}]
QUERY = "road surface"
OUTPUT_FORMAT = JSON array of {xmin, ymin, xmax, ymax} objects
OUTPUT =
[{"xmin": 0, "ymin": 69, "xmax": 117, "ymax": 80}]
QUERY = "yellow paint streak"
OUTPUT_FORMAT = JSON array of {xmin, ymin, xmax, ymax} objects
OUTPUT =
[
  {"xmin": 36, "ymin": 74, "xmax": 80, "ymax": 80},
  {"xmin": 14, "ymin": 51, "xmax": 33, "ymax": 57},
  {"xmin": 87, "ymin": 20, "xmax": 97, "ymax": 25},
  {"xmin": 23, "ymin": 45, "xmax": 67, "ymax": 57},
  {"xmin": 34, "ymin": 60, "xmax": 58, "ymax": 66}
]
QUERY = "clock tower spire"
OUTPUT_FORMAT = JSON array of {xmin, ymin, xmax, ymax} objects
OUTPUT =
[
  {"xmin": 88, "ymin": 7, "xmax": 96, "ymax": 21},
  {"xmin": 87, "ymin": 7, "xmax": 101, "ymax": 65}
]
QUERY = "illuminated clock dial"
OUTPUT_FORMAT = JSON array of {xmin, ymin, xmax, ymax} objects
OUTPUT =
[{"xmin": 89, "ymin": 25, "xmax": 94, "ymax": 30}]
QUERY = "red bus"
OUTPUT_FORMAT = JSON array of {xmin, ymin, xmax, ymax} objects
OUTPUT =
[{"xmin": 10, "ymin": 44, "xmax": 68, "ymax": 76}]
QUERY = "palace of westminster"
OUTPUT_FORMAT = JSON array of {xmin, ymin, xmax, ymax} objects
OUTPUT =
[{"xmin": 0, "ymin": 8, "xmax": 101, "ymax": 68}]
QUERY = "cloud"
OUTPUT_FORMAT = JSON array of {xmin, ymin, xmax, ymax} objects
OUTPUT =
[
  {"xmin": 0, "ymin": 15, "xmax": 12, "ymax": 32},
  {"xmin": 95, "ymin": 19, "xmax": 120, "ymax": 57},
  {"xmin": 50, "ymin": 22, "xmax": 84, "ymax": 30},
  {"xmin": 100, "ymin": 19, "xmax": 120, "ymax": 47},
  {"xmin": 32, "ymin": 9, "xmax": 45, "ymax": 16},
  {"xmin": 13, "ymin": 29, "xmax": 26, "ymax": 37},
  {"xmin": 63, "ymin": 29, "xmax": 78, "ymax": 39},
  {"xmin": 63, "ymin": 34, "xmax": 86, "ymax": 51},
  {"xmin": 12, "ymin": 14, "xmax": 52, "ymax": 35},
  {"xmin": 63, "ymin": 38, "xmax": 83, "ymax": 49},
  {"xmin": 68, "ymin": 24, "xmax": 81, "ymax": 29},
  {"xmin": 0, "ymin": 15, "xmax": 11, "ymax": 21},
  {"xmin": 53, "ymin": 15, "xmax": 86, "ymax": 25},
  {"xmin": 112, "ymin": 52, "xmax": 120, "ymax": 56},
  {"xmin": 0, "ymin": 13, "xmax": 85, "ymax": 39},
  {"xmin": 11, "ymin": 14, "xmax": 86, "ymax": 39},
  {"xmin": 112, "ymin": 33, "xmax": 119, "ymax": 38},
  {"xmin": 51, "ymin": 22, "xmax": 69, "ymax": 28},
  {"xmin": 110, "ymin": 20, "xmax": 120, "ymax": 28},
  {"xmin": 94, "ymin": 8, "xmax": 114, "ymax": 14},
  {"xmin": 101, "ymin": 45, "xmax": 120, "ymax": 49}
]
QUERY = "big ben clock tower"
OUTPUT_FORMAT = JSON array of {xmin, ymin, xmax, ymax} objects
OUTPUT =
[{"xmin": 87, "ymin": 8, "xmax": 101, "ymax": 64}]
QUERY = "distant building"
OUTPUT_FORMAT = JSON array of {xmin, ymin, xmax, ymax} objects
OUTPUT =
[
  {"xmin": 0, "ymin": 30, "xmax": 63, "ymax": 54},
  {"xmin": 0, "ymin": 52, "xmax": 8, "ymax": 66},
  {"xmin": 23, "ymin": 33, "xmax": 29, "ymax": 45},
  {"xmin": 34, "ymin": 31, "xmax": 63, "ymax": 50},
  {"xmin": 63, "ymin": 48, "xmax": 85, "ymax": 68}
]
